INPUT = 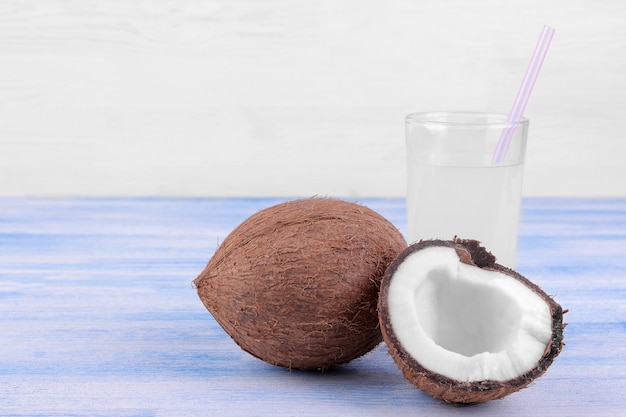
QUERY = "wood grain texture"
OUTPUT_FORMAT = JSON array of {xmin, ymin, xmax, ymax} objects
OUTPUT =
[
  {"xmin": 0, "ymin": 197, "xmax": 625, "ymax": 416},
  {"xmin": 0, "ymin": 1, "xmax": 625, "ymax": 197}
]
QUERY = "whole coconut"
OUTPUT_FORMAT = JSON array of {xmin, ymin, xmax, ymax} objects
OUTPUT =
[{"xmin": 194, "ymin": 197, "xmax": 407, "ymax": 370}]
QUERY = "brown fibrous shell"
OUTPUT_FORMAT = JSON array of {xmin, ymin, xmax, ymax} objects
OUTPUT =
[
  {"xmin": 194, "ymin": 197, "xmax": 407, "ymax": 371},
  {"xmin": 378, "ymin": 237, "xmax": 566, "ymax": 404}
]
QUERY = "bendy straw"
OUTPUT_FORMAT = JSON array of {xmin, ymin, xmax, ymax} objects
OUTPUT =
[{"xmin": 492, "ymin": 25, "xmax": 555, "ymax": 163}]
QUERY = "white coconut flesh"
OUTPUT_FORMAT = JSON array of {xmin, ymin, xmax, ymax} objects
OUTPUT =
[{"xmin": 387, "ymin": 246, "xmax": 553, "ymax": 383}]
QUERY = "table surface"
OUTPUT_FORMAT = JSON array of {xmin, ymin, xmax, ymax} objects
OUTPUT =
[{"xmin": 1, "ymin": 197, "xmax": 625, "ymax": 417}]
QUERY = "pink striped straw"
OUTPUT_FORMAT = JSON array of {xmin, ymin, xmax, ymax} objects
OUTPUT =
[{"xmin": 492, "ymin": 25, "xmax": 555, "ymax": 163}]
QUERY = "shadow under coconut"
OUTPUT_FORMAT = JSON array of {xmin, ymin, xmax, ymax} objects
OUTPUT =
[
  {"xmin": 246, "ymin": 346, "xmax": 526, "ymax": 416},
  {"xmin": 246, "ymin": 347, "xmax": 433, "ymax": 409}
]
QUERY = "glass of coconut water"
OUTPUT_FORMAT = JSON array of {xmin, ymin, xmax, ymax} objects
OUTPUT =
[{"xmin": 405, "ymin": 111, "xmax": 528, "ymax": 267}]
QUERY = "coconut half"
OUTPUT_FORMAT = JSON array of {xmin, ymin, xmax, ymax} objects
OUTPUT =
[{"xmin": 378, "ymin": 238, "xmax": 565, "ymax": 404}]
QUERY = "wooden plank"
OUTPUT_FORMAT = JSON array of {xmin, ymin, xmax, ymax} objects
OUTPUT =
[{"xmin": 0, "ymin": 197, "xmax": 625, "ymax": 416}]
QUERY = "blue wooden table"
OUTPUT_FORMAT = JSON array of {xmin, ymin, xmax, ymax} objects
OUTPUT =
[{"xmin": 1, "ymin": 198, "xmax": 625, "ymax": 416}]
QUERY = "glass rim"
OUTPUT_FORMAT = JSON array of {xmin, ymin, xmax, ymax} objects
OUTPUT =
[{"xmin": 405, "ymin": 111, "xmax": 529, "ymax": 128}]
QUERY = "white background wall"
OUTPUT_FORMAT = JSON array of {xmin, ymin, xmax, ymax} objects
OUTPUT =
[{"xmin": 0, "ymin": 0, "xmax": 624, "ymax": 198}]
